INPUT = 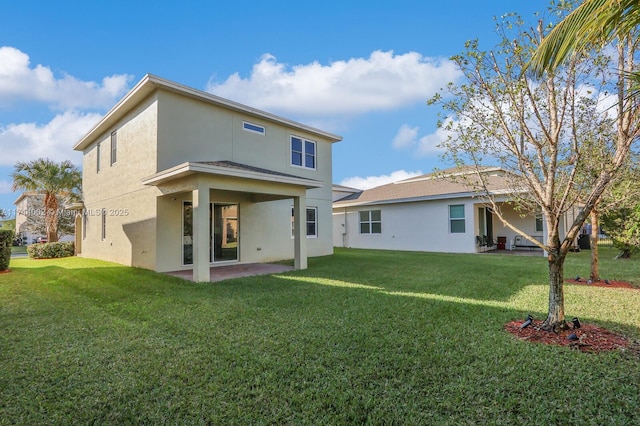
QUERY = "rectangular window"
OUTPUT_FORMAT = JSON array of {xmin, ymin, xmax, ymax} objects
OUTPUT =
[
  {"xmin": 291, "ymin": 136, "xmax": 316, "ymax": 169},
  {"xmin": 449, "ymin": 205, "xmax": 466, "ymax": 233},
  {"xmin": 243, "ymin": 121, "xmax": 265, "ymax": 135},
  {"xmin": 535, "ymin": 214, "xmax": 543, "ymax": 233},
  {"xmin": 291, "ymin": 206, "xmax": 318, "ymax": 238},
  {"xmin": 110, "ymin": 131, "xmax": 117, "ymax": 165},
  {"xmin": 96, "ymin": 142, "xmax": 101, "ymax": 172},
  {"xmin": 101, "ymin": 209, "xmax": 106, "ymax": 240},
  {"xmin": 306, "ymin": 207, "xmax": 317, "ymax": 238},
  {"xmin": 359, "ymin": 210, "xmax": 381, "ymax": 234}
]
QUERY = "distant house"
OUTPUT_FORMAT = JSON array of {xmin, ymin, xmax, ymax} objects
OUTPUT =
[
  {"xmin": 13, "ymin": 193, "xmax": 74, "ymax": 244},
  {"xmin": 333, "ymin": 167, "xmax": 554, "ymax": 254},
  {"xmin": 72, "ymin": 74, "xmax": 342, "ymax": 282}
]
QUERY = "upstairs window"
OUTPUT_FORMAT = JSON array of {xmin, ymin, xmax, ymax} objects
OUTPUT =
[
  {"xmin": 243, "ymin": 121, "xmax": 265, "ymax": 135},
  {"xmin": 449, "ymin": 204, "xmax": 466, "ymax": 233},
  {"xmin": 291, "ymin": 136, "xmax": 316, "ymax": 169},
  {"xmin": 359, "ymin": 210, "xmax": 381, "ymax": 234},
  {"xmin": 110, "ymin": 131, "xmax": 117, "ymax": 165}
]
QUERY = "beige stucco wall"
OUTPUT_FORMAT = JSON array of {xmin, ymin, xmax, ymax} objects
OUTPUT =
[
  {"xmin": 152, "ymin": 91, "xmax": 334, "ymax": 270},
  {"xmin": 79, "ymin": 95, "xmax": 160, "ymax": 269}
]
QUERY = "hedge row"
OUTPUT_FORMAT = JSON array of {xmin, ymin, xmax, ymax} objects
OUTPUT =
[
  {"xmin": 0, "ymin": 229, "xmax": 13, "ymax": 270},
  {"xmin": 27, "ymin": 241, "xmax": 75, "ymax": 259}
]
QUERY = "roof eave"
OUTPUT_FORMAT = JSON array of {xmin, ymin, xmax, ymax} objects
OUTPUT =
[
  {"xmin": 74, "ymin": 74, "xmax": 342, "ymax": 151},
  {"xmin": 332, "ymin": 190, "xmax": 519, "ymax": 208},
  {"xmin": 142, "ymin": 162, "xmax": 323, "ymax": 189}
]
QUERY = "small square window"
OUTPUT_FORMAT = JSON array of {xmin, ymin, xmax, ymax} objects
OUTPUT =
[{"xmin": 359, "ymin": 210, "xmax": 381, "ymax": 234}]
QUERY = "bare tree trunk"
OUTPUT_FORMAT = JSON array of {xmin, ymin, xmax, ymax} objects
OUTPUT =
[
  {"xmin": 44, "ymin": 193, "xmax": 59, "ymax": 243},
  {"xmin": 542, "ymin": 247, "xmax": 568, "ymax": 331},
  {"xmin": 590, "ymin": 208, "xmax": 599, "ymax": 281}
]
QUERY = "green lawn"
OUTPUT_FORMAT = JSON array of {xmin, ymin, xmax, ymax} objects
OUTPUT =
[{"xmin": 1, "ymin": 248, "xmax": 639, "ymax": 424}]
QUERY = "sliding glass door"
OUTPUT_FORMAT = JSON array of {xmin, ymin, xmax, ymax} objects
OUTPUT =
[{"xmin": 213, "ymin": 203, "xmax": 238, "ymax": 262}]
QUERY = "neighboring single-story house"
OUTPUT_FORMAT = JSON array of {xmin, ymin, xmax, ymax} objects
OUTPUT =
[
  {"xmin": 72, "ymin": 74, "xmax": 342, "ymax": 282},
  {"xmin": 332, "ymin": 167, "xmax": 570, "ymax": 254}
]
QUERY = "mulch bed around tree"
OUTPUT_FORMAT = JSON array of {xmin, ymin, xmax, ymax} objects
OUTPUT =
[
  {"xmin": 0, "ymin": 269, "xmax": 11, "ymax": 274},
  {"xmin": 565, "ymin": 278, "xmax": 638, "ymax": 289},
  {"xmin": 506, "ymin": 279, "xmax": 640, "ymax": 354},
  {"xmin": 505, "ymin": 319, "xmax": 639, "ymax": 354}
]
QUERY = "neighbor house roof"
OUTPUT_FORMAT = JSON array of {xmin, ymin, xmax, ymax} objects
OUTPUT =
[
  {"xmin": 333, "ymin": 166, "xmax": 516, "ymax": 207},
  {"xmin": 74, "ymin": 74, "xmax": 343, "ymax": 151},
  {"xmin": 13, "ymin": 192, "xmax": 44, "ymax": 206}
]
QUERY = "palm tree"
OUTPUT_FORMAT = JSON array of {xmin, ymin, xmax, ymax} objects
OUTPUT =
[
  {"xmin": 11, "ymin": 158, "xmax": 82, "ymax": 243},
  {"xmin": 528, "ymin": 0, "xmax": 639, "ymax": 75}
]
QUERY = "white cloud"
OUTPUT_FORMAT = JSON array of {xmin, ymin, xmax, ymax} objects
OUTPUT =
[
  {"xmin": 392, "ymin": 124, "xmax": 419, "ymax": 149},
  {"xmin": 340, "ymin": 169, "xmax": 423, "ymax": 190},
  {"xmin": 0, "ymin": 46, "xmax": 133, "ymax": 109},
  {"xmin": 417, "ymin": 116, "xmax": 456, "ymax": 156},
  {"xmin": 0, "ymin": 179, "xmax": 11, "ymax": 195},
  {"xmin": 206, "ymin": 51, "xmax": 461, "ymax": 118},
  {"xmin": 0, "ymin": 110, "xmax": 101, "ymax": 166}
]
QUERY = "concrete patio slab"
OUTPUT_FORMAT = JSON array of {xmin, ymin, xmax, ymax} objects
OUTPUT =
[{"xmin": 165, "ymin": 263, "xmax": 294, "ymax": 282}]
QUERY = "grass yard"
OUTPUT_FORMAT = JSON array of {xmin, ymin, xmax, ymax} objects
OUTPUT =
[{"xmin": 1, "ymin": 248, "xmax": 639, "ymax": 424}]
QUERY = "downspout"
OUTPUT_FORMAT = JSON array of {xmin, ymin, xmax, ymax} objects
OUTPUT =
[{"xmin": 343, "ymin": 207, "xmax": 348, "ymax": 248}]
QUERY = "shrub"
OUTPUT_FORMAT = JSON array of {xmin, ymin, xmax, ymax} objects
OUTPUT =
[
  {"xmin": 27, "ymin": 241, "xmax": 75, "ymax": 259},
  {"xmin": 0, "ymin": 229, "xmax": 14, "ymax": 270}
]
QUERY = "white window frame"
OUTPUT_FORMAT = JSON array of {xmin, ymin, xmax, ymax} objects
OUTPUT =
[
  {"xmin": 290, "ymin": 136, "xmax": 316, "ymax": 170},
  {"xmin": 359, "ymin": 210, "xmax": 381, "ymax": 234},
  {"xmin": 291, "ymin": 206, "xmax": 318, "ymax": 238},
  {"xmin": 243, "ymin": 121, "xmax": 265, "ymax": 135},
  {"xmin": 449, "ymin": 204, "xmax": 466, "ymax": 234}
]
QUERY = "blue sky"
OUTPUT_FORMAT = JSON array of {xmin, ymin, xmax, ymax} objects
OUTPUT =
[{"xmin": 0, "ymin": 1, "xmax": 546, "ymax": 216}]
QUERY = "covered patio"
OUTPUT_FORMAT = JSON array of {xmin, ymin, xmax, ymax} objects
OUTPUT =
[
  {"xmin": 165, "ymin": 262, "xmax": 294, "ymax": 282},
  {"xmin": 143, "ymin": 160, "xmax": 322, "ymax": 282}
]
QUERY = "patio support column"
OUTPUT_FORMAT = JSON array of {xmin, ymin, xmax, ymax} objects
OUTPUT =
[
  {"xmin": 293, "ymin": 193, "xmax": 307, "ymax": 270},
  {"xmin": 192, "ymin": 181, "xmax": 211, "ymax": 282}
]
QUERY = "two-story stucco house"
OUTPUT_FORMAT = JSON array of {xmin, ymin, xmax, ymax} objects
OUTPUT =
[{"xmin": 73, "ymin": 74, "xmax": 342, "ymax": 282}]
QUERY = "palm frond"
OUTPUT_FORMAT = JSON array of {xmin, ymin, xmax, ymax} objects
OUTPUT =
[{"xmin": 528, "ymin": 0, "xmax": 640, "ymax": 75}]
